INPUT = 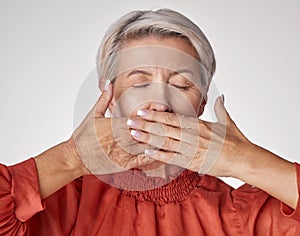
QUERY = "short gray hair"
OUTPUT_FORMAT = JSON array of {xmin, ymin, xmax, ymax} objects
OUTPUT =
[{"xmin": 96, "ymin": 9, "xmax": 216, "ymax": 86}]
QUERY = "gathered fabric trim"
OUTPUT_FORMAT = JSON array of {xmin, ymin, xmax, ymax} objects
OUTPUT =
[{"xmin": 114, "ymin": 169, "xmax": 203, "ymax": 205}]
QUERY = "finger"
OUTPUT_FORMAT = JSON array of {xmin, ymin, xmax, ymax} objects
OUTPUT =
[
  {"xmin": 127, "ymin": 117, "xmax": 212, "ymax": 142},
  {"xmin": 130, "ymin": 129, "xmax": 180, "ymax": 150},
  {"xmin": 127, "ymin": 118, "xmax": 186, "ymax": 141},
  {"xmin": 94, "ymin": 80, "xmax": 113, "ymax": 118},
  {"xmin": 110, "ymin": 119, "xmax": 150, "ymax": 155},
  {"xmin": 136, "ymin": 110, "xmax": 213, "ymax": 135},
  {"xmin": 214, "ymin": 95, "xmax": 231, "ymax": 125},
  {"xmin": 144, "ymin": 149, "xmax": 192, "ymax": 169},
  {"xmin": 130, "ymin": 129, "xmax": 199, "ymax": 157},
  {"xmin": 136, "ymin": 110, "xmax": 196, "ymax": 129},
  {"xmin": 124, "ymin": 154, "xmax": 154, "ymax": 169},
  {"xmin": 125, "ymin": 142, "xmax": 149, "ymax": 155}
]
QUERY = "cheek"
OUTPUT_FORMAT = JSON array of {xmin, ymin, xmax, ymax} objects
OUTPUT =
[
  {"xmin": 168, "ymin": 86, "xmax": 202, "ymax": 117},
  {"xmin": 185, "ymin": 90, "xmax": 203, "ymax": 110},
  {"xmin": 112, "ymin": 87, "xmax": 150, "ymax": 117},
  {"xmin": 111, "ymin": 85, "xmax": 203, "ymax": 117},
  {"xmin": 119, "ymin": 96, "xmax": 145, "ymax": 117}
]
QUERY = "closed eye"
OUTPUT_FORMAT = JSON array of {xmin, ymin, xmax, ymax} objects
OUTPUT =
[
  {"xmin": 133, "ymin": 82, "xmax": 151, "ymax": 88},
  {"xmin": 171, "ymin": 84, "xmax": 190, "ymax": 90}
]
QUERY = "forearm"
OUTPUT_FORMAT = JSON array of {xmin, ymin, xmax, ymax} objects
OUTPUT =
[
  {"xmin": 34, "ymin": 138, "xmax": 88, "ymax": 199},
  {"xmin": 233, "ymin": 143, "xmax": 298, "ymax": 209}
]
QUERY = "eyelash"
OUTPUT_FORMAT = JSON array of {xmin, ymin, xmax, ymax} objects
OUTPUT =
[
  {"xmin": 133, "ymin": 83, "xmax": 150, "ymax": 88},
  {"xmin": 172, "ymin": 85, "xmax": 190, "ymax": 90},
  {"xmin": 133, "ymin": 83, "xmax": 190, "ymax": 90}
]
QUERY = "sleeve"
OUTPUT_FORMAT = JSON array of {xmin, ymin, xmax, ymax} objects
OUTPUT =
[
  {"xmin": 280, "ymin": 162, "xmax": 300, "ymax": 221},
  {"xmin": 232, "ymin": 162, "xmax": 300, "ymax": 235},
  {"xmin": 0, "ymin": 158, "xmax": 44, "ymax": 235}
]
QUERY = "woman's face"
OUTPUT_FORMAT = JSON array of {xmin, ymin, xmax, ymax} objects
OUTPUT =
[{"xmin": 109, "ymin": 36, "xmax": 206, "ymax": 118}]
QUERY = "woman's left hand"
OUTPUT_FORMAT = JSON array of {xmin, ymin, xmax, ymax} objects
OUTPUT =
[
  {"xmin": 128, "ymin": 96, "xmax": 298, "ymax": 209},
  {"xmin": 127, "ymin": 96, "xmax": 255, "ymax": 177}
]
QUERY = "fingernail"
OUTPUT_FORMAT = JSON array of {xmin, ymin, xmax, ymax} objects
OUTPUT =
[
  {"xmin": 127, "ymin": 119, "xmax": 137, "ymax": 127},
  {"xmin": 221, "ymin": 94, "xmax": 225, "ymax": 104},
  {"xmin": 137, "ymin": 110, "xmax": 146, "ymax": 116},
  {"xmin": 104, "ymin": 80, "xmax": 110, "ymax": 91},
  {"xmin": 145, "ymin": 149, "xmax": 156, "ymax": 156},
  {"xmin": 130, "ymin": 130, "xmax": 141, "ymax": 138}
]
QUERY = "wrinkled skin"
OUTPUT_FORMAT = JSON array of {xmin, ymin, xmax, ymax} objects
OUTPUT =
[
  {"xmin": 72, "ymin": 83, "xmax": 156, "ymax": 175},
  {"xmin": 127, "ymin": 98, "xmax": 253, "ymax": 176}
]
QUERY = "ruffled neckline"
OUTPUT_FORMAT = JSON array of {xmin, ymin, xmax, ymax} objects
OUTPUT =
[{"xmin": 112, "ymin": 169, "xmax": 204, "ymax": 205}]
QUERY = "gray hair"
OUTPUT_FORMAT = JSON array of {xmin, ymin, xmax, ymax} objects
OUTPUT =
[{"xmin": 96, "ymin": 9, "xmax": 216, "ymax": 87}]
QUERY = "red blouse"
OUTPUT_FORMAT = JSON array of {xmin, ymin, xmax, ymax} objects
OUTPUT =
[{"xmin": 0, "ymin": 158, "xmax": 299, "ymax": 235}]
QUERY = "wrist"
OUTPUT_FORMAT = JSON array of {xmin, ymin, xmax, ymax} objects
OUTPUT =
[
  {"xmin": 34, "ymin": 137, "xmax": 90, "ymax": 199},
  {"xmin": 62, "ymin": 137, "xmax": 90, "ymax": 177},
  {"xmin": 230, "ymin": 142, "xmax": 282, "ymax": 182},
  {"xmin": 229, "ymin": 142, "xmax": 261, "ymax": 180},
  {"xmin": 230, "ymin": 143, "xmax": 298, "ymax": 209}
]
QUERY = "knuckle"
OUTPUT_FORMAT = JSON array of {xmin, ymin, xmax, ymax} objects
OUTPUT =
[
  {"xmin": 164, "ymin": 125, "xmax": 171, "ymax": 135},
  {"xmin": 162, "ymin": 137, "xmax": 171, "ymax": 150},
  {"xmin": 180, "ymin": 142, "xmax": 192, "ymax": 156},
  {"xmin": 157, "ymin": 123, "xmax": 165, "ymax": 135},
  {"xmin": 172, "ymin": 152, "xmax": 181, "ymax": 164},
  {"xmin": 152, "ymin": 135, "xmax": 162, "ymax": 148},
  {"xmin": 151, "ymin": 123, "xmax": 165, "ymax": 136},
  {"xmin": 198, "ymin": 121, "xmax": 207, "ymax": 131},
  {"xmin": 165, "ymin": 112, "xmax": 174, "ymax": 123}
]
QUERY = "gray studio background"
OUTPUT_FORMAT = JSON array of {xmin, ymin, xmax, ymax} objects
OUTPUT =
[{"xmin": 0, "ymin": 0, "xmax": 299, "ymax": 188}]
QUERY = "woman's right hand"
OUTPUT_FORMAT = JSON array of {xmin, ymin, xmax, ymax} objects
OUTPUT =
[{"xmin": 72, "ymin": 81, "xmax": 154, "ymax": 175}]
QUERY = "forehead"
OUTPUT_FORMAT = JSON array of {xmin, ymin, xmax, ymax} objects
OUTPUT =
[
  {"xmin": 116, "ymin": 38, "xmax": 201, "ymax": 77},
  {"xmin": 121, "ymin": 37, "xmax": 198, "ymax": 58}
]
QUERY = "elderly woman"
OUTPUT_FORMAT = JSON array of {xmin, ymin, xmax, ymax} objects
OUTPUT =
[{"xmin": 0, "ymin": 9, "xmax": 299, "ymax": 235}]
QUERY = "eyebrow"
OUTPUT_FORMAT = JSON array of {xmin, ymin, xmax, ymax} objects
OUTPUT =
[
  {"xmin": 126, "ymin": 69, "xmax": 194, "ymax": 78},
  {"xmin": 126, "ymin": 70, "xmax": 152, "ymax": 78},
  {"xmin": 170, "ymin": 69, "xmax": 194, "ymax": 76}
]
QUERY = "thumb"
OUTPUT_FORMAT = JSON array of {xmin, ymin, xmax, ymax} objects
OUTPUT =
[
  {"xmin": 94, "ymin": 80, "xmax": 113, "ymax": 118},
  {"xmin": 214, "ymin": 94, "xmax": 230, "ymax": 125}
]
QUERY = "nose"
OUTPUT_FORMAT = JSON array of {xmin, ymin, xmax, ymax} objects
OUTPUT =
[
  {"xmin": 149, "ymin": 101, "xmax": 172, "ymax": 112},
  {"xmin": 149, "ymin": 83, "xmax": 172, "ymax": 112}
]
